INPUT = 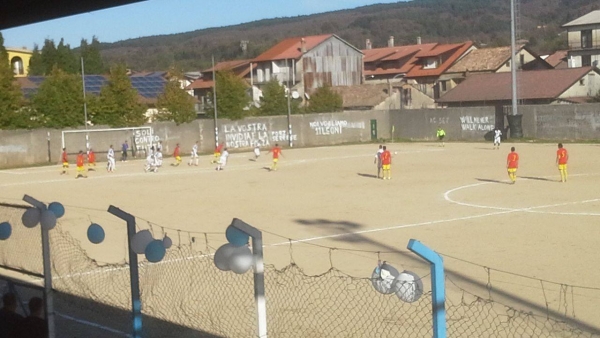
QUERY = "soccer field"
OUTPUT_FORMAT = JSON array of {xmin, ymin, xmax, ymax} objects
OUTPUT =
[{"xmin": 1, "ymin": 141, "xmax": 600, "ymax": 336}]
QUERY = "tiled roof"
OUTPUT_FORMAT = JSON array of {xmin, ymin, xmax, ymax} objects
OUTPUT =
[
  {"xmin": 203, "ymin": 59, "xmax": 253, "ymax": 72},
  {"xmin": 363, "ymin": 42, "xmax": 472, "ymax": 78},
  {"xmin": 363, "ymin": 43, "xmax": 437, "ymax": 63},
  {"xmin": 253, "ymin": 34, "xmax": 334, "ymax": 62},
  {"xmin": 187, "ymin": 79, "xmax": 214, "ymax": 90},
  {"xmin": 406, "ymin": 41, "xmax": 473, "ymax": 78},
  {"xmin": 544, "ymin": 50, "xmax": 568, "ymax": 68},
  {"xmin": 437, "ymin": 67, "xmax": 596, "ymax": 103},
  {"xmin": 563, "ymin": 10, "xmax": 600, "ymax": 27},
  {"xmin": 332, "ymin": 83, "xmax": 393, "ymax": 108},
  {"xmin": 447, "ymin": 45, "xmax": 525, "ymax": 73}
]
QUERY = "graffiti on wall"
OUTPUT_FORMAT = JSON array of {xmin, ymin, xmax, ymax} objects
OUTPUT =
[
  {"xmin": 222, "ymin": 123, "xmax": 297, "ymax": 148},
  {"xmin": 0, "ymin": 145, "xmax": 27, "ymax": 153},
  {"xmin": 429, "ymin": 117, "xmax": 450, "ymax": 125},
  {"xmin": 459, "ymin": 116, "xmax": 495, "ymax": 132},
  {"xmin": 133, "ymin": 128, "xmax": 161, "ymax": 152},
  {"xmin": 309, "ymin": 120, "xmax": 366, "ymax": 136}
]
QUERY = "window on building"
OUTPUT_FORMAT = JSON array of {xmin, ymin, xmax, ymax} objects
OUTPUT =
[
  {"xmin": 11, "ymin": 57, "xmax": 24, "ymax": 75},
  {"xmin": 505, "ymin": 61, "xmax": 510, "ymax": 68},
  {"xmin": 581, "ymin": 30, "xmax": 592, "ymax": 49},
  {"xmin": 423, "ymin": 58, "xmax": 438, "ymax": 69},
  {"xmin": 519, "ymin": 54, "xmax": 525, "ymax": 69},
  {"xmin": 582, "ymin": 55, "xmax": 592, "ymax": 67},
  {"xmin": 579, "ymin": 78, "xmax": 585, "ymax": 86},
  {"xmin": 441, "ymin": 80, "xmax": 447, "ymax": 92}
]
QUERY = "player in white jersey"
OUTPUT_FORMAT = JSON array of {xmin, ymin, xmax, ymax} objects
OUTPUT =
[
  {"xmin": 374, "ymin": 144, "xmax": 384, "ymax": 179},
  {"xmin": 144, "ymin": 154, "xmax": 158, "ymax": 173},
  {"xmin": 493, "ymin": 128, "xmax": 502, "ymax": 150},
  {"xmin": 188, "ymin": 141, "xmax": 199, "ymax": 166},
  {"xmin": 107, "ymin": 145, "xmax": 116, "ymax": 172},
  {"xmin": 155, "ymin": 151, "xmax": 163, "ymax": 167},
  {"xmin": 253, "ymin": 145, "xmax": 260, "ymax": 160},
  {"xmin": 216, "ymin": 148, "xmax": 229, "ymax": 171}
]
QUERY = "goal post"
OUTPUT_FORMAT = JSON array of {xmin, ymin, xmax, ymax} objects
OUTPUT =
[{"xmin": 61, "ymin": 127, "xmax": 158, "ymax": 159}]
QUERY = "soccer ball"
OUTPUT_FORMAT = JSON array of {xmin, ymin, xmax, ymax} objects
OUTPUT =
[{"xmin": 394, "ymin": 151, "xmax": 397, "ymax": 155}]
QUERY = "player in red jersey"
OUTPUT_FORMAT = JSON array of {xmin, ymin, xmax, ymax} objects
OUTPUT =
[
  {"xmin": 556, "ymin": 143, "xmax": 569, "ymax": 183},
  {"xmin": 267, "ymin": 144, "xmax": 283, "ymax": 171},
  {"xmin": 506, "ymin": 147, "xmax": 519, "ymax": 184},
  {"xmin": 380, "ymin": 146, "xmax": 392, "ymax": 180},
  {"xmin": 76, "ymin": 151, "xmax": 87, "ymax": 178},
  {"xmin": 87, "ymin": 148, "xmax": 96, "ymax": 171},
  {"xmin": 212, "ymin": 143, "xmax": 224, "ymax": 164},
  {"xmin": 172, "ymin": 143, "xmax": 182, "ymax": 166},
  {"xmin": 60, "ymin": 148, "xmax": 69, "ymax": 175}
]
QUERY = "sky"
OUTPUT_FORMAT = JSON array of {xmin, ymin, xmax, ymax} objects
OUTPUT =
[{"xmin": 2, "ymin": 0, "xmax": 404, "ymax": 50}]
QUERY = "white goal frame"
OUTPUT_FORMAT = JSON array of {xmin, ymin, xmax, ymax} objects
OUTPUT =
[{"xmin": 61, "ymin": 127, "xmax": 153, "ymax": 150}]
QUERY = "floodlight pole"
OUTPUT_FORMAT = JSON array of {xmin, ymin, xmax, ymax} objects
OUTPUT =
[
  {"xmin": 510, "ymin": 0, "xmax": 518, "ymax": 116},
  {"xmin": 108, "ymin": 205, "xmax": 143, "ymax": 338},
  {"xmin": 22, "ymin": 195, "xmax": 55, "ymax": 338},
  {"xmin": 212, "ymin": 55, "xmax": 219, "ymax": 147},
  {"xmin": 230, "ymin": 218, "xmax": 267, "ymax": 337},
  {"xmin": 81, "ymin": 57, "xmax": 90, "ymax": 152},
  {"xmin": 286, "ymin": 59, "xmax": 293, "ymax": 148},
  {"xmin": 407, "ymin": 239, "xmax": 446, "ymax": 338}
]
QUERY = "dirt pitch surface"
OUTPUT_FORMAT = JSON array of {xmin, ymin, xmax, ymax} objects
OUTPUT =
[{"xmin": 1, "ymin": 142, "xmax": 600, "ymax": 334}]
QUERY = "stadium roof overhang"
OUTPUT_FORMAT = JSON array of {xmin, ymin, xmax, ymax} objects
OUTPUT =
[{"xmin": 1, "ymin": 0, "xmax": 146, "ymax": 30}]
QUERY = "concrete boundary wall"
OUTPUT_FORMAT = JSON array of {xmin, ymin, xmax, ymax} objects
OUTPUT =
[{"xmin": 0, "ymin": 104, "xmax": 599, "ymax": 168}]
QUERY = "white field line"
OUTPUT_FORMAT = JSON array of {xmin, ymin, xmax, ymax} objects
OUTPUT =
[
  {"xmin": 444, "ymin": 173, "xmax": 600, "ymax": 216},
  {"xmin": 56, "ymin": 312, "xmax": 132, "ymax": 337},
  {"xmin": 0, "ymin": 148, "xmax": 442, "ymax": 188}
]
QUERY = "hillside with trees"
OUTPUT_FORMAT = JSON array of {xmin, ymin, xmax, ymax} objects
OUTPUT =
[{"xmin": 98, "ymin": 0, "xmax": 600, "ymax": 71}]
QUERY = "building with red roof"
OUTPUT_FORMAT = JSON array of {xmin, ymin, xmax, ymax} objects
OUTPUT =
[
  {"xmin": 437, "ymin": 67, "xmax": 600, "ymax": 107},
  {"xmin": 251, "ymin": 34, "xmax": 363, "ymax": 98},
  {"xmin": 362, "ymin": 37, "xmax": 474, "ymax": 107}
]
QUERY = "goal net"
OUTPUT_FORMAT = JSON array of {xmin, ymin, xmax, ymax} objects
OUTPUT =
[{"xmin": 61, "ymin": 127, "xmax": 159, "ymax": 160}]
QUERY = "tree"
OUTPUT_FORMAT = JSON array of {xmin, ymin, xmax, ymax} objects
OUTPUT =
[
  {"xmin": 31, "ymin": 66, "xmax": 84, "ymax": 128},
  {"xmin": 28, "ymin": 45, "xmax": 45, "ymax": 76},
  {"xmin": 40, "ymin": 39, "xmax": 58, "ymax": 75},
  {"xmin": 257, "ymin": 79, "xmax": 299, "ymax": 116},
  {"xmin": 90, "ymin": 64, "xmax": 146, "ymax": 127},
  {"xmin": 306, "ymin": 85, "xmax": 343, "ymax": 113},
  {"xmin": 56, "ymin": 39, "xmax": 78, "ymax": 74},
  {"xmin": 80, "ymin": 37, "xmax": 104, "ymax": 74},
  {"xmin": 155, "ymin": 68, "xmax": 196, "ymax": 124},
  {"xmin": 0, "ymin": 33, "xmax": 27, "ymax": 129},
  {"xmin": 212, "ymin": 70, "xmax": 248, "ymax": 120}
]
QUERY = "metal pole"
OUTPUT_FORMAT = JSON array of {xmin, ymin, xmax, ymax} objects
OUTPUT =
[
  {"xmin": 108, "ymin": 205, "xmax": 143, "ymax": 338},
  {"xmin": 408, "ymin": 239, "xmax": 446, "ymax": 338},
  {"xmin": 81, "ymin": 57, "xmax": 89, "ymax": 152},
  {"xmin": 22, "ymin": 195, "xmax": 55, "ymax": 338},
  {"xmin": 47, "ymin": 132, "xmax": 51, "ymax": 163},
  {"xmin": 231, "ymin": 218, "xmax": 267, "ymax": 337},
  {"xmin": 286, "ymin": 59, "xmax": 293, "ymax": 148},
  {"xmin": 212, "ymin": 55, "xmax": 219, "ymax": 147},
  {"xmin": 510, "ymin": 0, "xmax": 518, "ymax": 116}
]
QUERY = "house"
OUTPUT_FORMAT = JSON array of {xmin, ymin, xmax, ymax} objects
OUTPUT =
[
  {"xmin": 437, "ymin": 67, "xmax": 600, "ymax": 108},
  {"xmin": 362, "ymin": 38, "xmax": 474, "ymax": 106},
  {"xmin": 187, "ymin": 59, "xmax": 255, "ymax": 111},
  {"xmin": 6, "ymin": 47, "xmax": 33, "ymax": 77},
  {"xmin": 443, "ymin": 45, "xmax": 552, "ymax": 98},
  {"xmin": 544, "ymin": 50, "xmax": 569, "ymax": 69},
  {"xmin": 563, "ymin": 10, "xmax": 600, "ymax": 68},
  {"xmin": 251, "ymin": 34, "xmax": 363, "ymax": 98}
]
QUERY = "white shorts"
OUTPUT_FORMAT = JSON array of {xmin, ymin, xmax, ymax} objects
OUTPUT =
[
  {"xmin": 191, "ymin": 152, "xmax": 198, "ymax": 158},
  {"xmin": 494, "ymin": 137, "xmax": 501, "ymax": 144}
]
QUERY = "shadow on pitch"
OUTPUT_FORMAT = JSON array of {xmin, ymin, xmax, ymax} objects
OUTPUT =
[
  {"xmin": 476, "ymin": 178, "xmax": 512, "ymax": 185},
  {"xmin": 290, "ymin": 218, "xmax": 600, "ymax": 335},
  {"xmin": 522, "ymin": 176, "xmax": 555, "ymax": 182},
  {"xmin": 357, "ymin": 173, "xmax": 379, "ymax": 179}
]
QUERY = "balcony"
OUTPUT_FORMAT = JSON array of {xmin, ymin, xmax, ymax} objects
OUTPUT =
[{"xmin": 568, "ymin": 30, "xmax": 600, "ymax": 51}]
